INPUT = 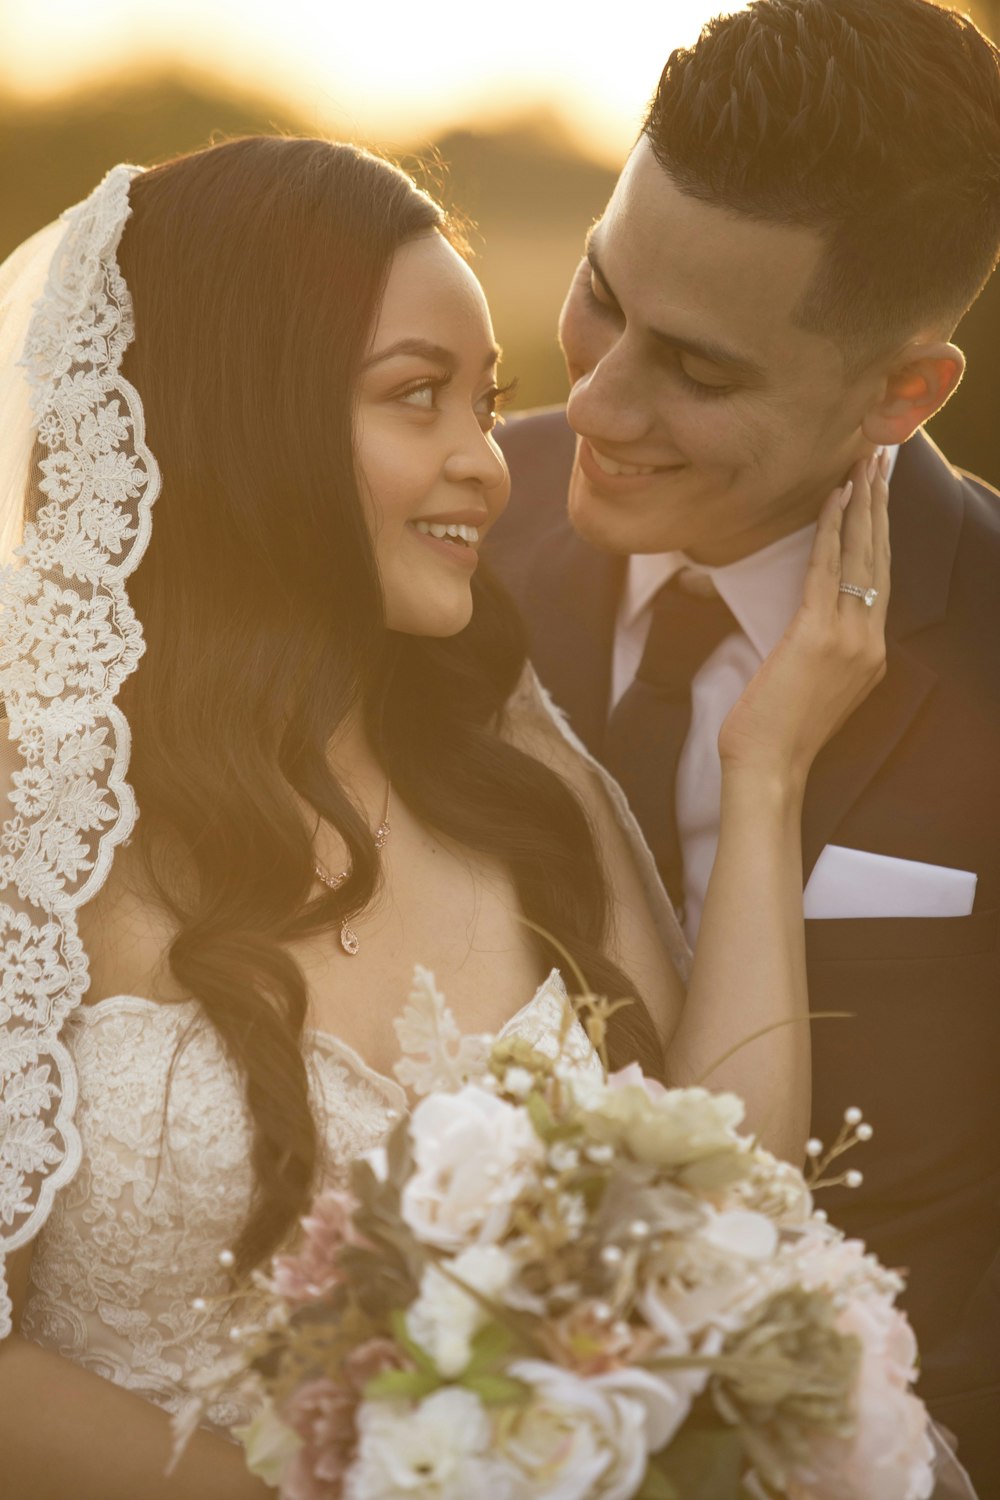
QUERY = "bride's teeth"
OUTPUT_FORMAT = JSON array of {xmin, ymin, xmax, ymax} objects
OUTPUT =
[
  {"xmin": 413, "ymin": 521, "xmax": 481, "ymax": 545},
  {"xmin": 591, "ymin": 449, "xmax": 657, "ymax": 477}
]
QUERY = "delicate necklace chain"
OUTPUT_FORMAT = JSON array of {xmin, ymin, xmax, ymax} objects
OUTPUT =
[{"xmin": 313, "ymin": 780, "xmax": 391, "ymax": 956}]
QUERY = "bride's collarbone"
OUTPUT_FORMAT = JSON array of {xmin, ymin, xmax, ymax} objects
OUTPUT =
[
  {"xmin": 75, "ymin": 831, "xmax": 544, "ymax": 1073},
  {"xmin": 294, "ymin": 836, "xmax": 543, "ymax": 1067}
]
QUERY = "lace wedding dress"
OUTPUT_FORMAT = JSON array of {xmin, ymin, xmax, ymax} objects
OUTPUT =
[{"xmin": 18, "ymin": 970, "xmax": 602, "ymax": 1434}]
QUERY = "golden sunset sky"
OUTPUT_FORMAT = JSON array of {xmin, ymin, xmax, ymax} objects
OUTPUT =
[{"xmin": 0, "ymin": 0, "xmax": 725, "ymax": 161}]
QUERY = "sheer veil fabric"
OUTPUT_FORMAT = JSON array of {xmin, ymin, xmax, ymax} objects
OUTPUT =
[{"xmin": 0, "ymin": 165, "xmax": 158, "ymax": 1335}]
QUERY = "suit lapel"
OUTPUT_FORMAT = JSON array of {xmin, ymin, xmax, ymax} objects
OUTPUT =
[
  {"xmin": 801, "ymin": 640, "xmax": 937, "ymax": 882},
  {"xmin": 801, "ymin": 431, "xmax": 964, "ymax": 880},
  {"xmin": 524, "ymin": 522, "xmax": 623, "ymax": 757}
]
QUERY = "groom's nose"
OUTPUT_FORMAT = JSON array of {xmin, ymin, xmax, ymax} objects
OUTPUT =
[{"xmin": 565, "ymin": 339, "xmax": 653, "ymax": 449}]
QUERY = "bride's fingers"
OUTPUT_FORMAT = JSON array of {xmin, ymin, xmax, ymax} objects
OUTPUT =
[
  {"xmin": 802, "ymin": 477, "xmax": 850, "ymax": 620},
  {"xmin": 837, "ymin": 453, "xmax": 876, "ymax": 614},
  {"xmin": 869, "ymin": 447, "xmax": 892, "ymax": 628}
]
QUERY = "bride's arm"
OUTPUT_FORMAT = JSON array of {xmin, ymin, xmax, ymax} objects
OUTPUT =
[
  {"xmin": 516, "ymin": 454, "xmax": 888, "ymax": 1164},
  {"xmin": 0, "ymin": 1243, "xmax": 276, "ymax": 1500},
  {"xmin": 672, "ymin": 456, "xmax": 890, "ymax": 1160}
]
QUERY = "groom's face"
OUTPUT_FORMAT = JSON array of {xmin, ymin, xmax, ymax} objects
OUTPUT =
[{"xmin": 559, "ymin": 140, "xmax": 876, "ymax": 565}]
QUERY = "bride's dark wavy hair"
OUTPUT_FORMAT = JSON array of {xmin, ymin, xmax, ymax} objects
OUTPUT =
[{"xmin": 115, "ymin": 136, "xmax": 666, "ymax": 1276}]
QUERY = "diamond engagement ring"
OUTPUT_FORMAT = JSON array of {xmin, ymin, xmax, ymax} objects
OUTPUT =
[{"xmin": 839, "ymin": 583, "xmax": 879, "ymax": 607}]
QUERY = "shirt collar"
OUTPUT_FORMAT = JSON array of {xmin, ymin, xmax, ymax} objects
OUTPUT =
[{"xmin": 619, "ymin": 446, "xmax": 899, "ymax": 660}]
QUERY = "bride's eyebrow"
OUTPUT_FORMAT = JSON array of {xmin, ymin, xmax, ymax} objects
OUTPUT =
[{"xmin": 362, "ymin": 338, "xmax": 502, "ymax": 372}]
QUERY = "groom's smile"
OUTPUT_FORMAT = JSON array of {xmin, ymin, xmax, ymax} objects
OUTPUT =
[{"xmin": 559, "ymin": 139, "xmax": 876, "ymax": 567}]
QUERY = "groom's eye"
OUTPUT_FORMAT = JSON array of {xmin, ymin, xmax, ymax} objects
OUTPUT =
[{"xmin": 674, "ymin": 357, "xmax": 734, "ymax": 399}]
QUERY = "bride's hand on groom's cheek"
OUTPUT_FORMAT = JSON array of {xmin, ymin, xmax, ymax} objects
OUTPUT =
[{"xmin": 718, "ymin": 451, "xmax": 891, "ymax": 794}]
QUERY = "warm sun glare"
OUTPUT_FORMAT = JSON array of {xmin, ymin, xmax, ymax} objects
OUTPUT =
[{"xmin": 0, "ymin": 0, "xmax": 726, "ymax": 162}]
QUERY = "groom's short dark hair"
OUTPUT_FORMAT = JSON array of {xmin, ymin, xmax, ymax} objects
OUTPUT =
[{"xmin": 643, "ymin": 0, "xmax": 1000, "ymax": 369}]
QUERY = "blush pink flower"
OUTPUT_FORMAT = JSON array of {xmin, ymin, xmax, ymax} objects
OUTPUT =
[
  {"xmin": 784, "ymin": 1239, "xmax": 934, "ymax": 1500},
  {"xmin": 280, "ymin": 1378, "xmax": 357, "ymax": 1500},
  {"xmin": 271, "ymin": 1190, "xmax": 362, "ymax": 1305},
  {"xmin": 343, "ymin": 1338, "xmax": 408, "ymax": 1393}
]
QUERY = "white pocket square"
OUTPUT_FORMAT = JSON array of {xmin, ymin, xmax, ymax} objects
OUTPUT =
[{"xmin": 804, "ymin": 845, "xmax": 977, "ymax": 920}]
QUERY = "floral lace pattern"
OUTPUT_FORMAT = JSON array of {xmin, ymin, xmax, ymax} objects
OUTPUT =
[
  {"xmin": 20, "ymin": 974, "xmax": 593, "ymax": 1431},
  {"xmin": 0, "ymin": 167, "xmax": 157, "ymax": 1335}
]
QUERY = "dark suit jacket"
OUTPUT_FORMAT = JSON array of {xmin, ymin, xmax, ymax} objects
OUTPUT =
[{"xmin": 490, "ymin": 409, "xmax": 1000, "ymax": 1491}]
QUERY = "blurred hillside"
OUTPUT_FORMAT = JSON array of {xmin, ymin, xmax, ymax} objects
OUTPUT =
[{"xmin": 0, "ymin": 73, "xmax": 996, "ymax": 482}]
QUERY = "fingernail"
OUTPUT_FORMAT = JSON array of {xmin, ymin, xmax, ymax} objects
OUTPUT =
[
  {"xmin": 879, "ymin": 447, "xmax": 891, "ymax": 480},
  {"xmin": 866, "ymin": 451, "xmax": 879, "ymax": 483},
  {"xmin": 839, "ymin": 479, "xmax": 854, "ymax": 509}
]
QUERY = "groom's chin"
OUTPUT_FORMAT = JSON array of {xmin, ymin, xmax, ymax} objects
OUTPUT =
[{"xmin": 567, "ymin": 466, "xmax": 663, "ymax": 557}]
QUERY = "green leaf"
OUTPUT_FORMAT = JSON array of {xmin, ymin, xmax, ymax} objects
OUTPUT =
[
  {"xmin": 635, "ymin": 1463, "xmax": 681, "ymax": 1500},
  {"xmin": 389, "ymin": 1308, "xmax": 439, "ymax": 1376},
  {"xmin": 463, "ymin": 1320, "xmax": 514, "ymax": 1375},
  {"xmin": 459, "ymin": 1373, "xmax": 533, "ymax": 1406},
  {"xmin": 385, "ymin": 1117, "xmax": 414, "ymax": 1186},
  {"xmin": 364, "ymin": 1368, "xmax": 442, "ymax": 1401},
  {"xmin": 654, "ymin": 1425, "xmax": 746, "ymax": 1500},
  {"xmin": 526, "ymin": 1090, "xmax": 557, "ymax": 1140}
]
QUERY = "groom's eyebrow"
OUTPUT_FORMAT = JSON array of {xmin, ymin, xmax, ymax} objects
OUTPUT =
[
  {"xmin": 585, "ymin": 240, "xmax": 763, "ymax": 379},
  {"xmin": 363, "ymin": 339, "xmax": 502, "ymax": 372}
]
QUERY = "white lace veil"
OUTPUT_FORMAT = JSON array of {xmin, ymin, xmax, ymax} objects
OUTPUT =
[{"xmin": 0, "ymin": 164, "xmax": 157, "ymax": 1336}]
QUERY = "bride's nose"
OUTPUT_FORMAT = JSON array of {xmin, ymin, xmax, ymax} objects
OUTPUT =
[{"xmin": 443, "ymin": 423, "xmax": 508, "ymax": 491}]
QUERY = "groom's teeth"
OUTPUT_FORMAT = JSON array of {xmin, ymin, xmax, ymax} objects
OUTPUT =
[
  {"xmin": 414, "ymin": 521, "xmax": 480, "ymax": 544},
  {"xmin": 591, "ymin": 449, "xmax": 657, "ymax": 477}
]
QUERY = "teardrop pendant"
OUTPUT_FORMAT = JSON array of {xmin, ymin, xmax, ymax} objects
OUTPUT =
[{"xmin": 340, "ymin": 922, "xmax": 360, "ymax": 956}]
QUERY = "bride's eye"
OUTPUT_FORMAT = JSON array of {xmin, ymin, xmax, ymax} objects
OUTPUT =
[{"xmin": 398, "ymin": 377, "xmax": 447, "ymax": 411}]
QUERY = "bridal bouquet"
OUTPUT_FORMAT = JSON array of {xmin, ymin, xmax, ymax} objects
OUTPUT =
[{"xmin": 186, "ymin": 971, "xmax": 934, "ymax": 1500}]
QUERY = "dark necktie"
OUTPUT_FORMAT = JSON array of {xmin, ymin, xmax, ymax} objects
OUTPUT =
[{"xmin": 603, "ymin": 575, "xmax": 738, "ymax": 912}]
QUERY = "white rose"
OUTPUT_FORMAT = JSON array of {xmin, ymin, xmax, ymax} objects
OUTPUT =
[
  {"xmin": 406, "ymin": 1244, "xmax": 515, "ymax": 1377},
  {"xmin": 700, "ymin": 1207, "xmax": 779, "ymax": 1262},
  {"xmin": 585, "ymin": 1080, "xmax": 746, "ymax": 1170},
  {"xmin": 344, "ymin": 1388, "xmax": 515, "ymax": 1500},
  {"xmin": 503, "ymin": 1360, "xmax": 694, "ymax": 1500},
  {"xmin": 639, "ymin": 1209, "xmax": 779, "ymax": 1343},
  {"xmin": 401, "ymin": 1084, "xmax": 544, "ymax": 1250}
]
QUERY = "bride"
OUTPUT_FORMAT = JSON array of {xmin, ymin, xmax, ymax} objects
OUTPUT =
[{"xmin": 0, "ymin": 136, "xmax": 891, "ymax": 1498}]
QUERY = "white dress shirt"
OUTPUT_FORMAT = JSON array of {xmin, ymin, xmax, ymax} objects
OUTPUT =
[{"xmin": 610, "ymin": 451, "xmax": 898, "ymax": 943}]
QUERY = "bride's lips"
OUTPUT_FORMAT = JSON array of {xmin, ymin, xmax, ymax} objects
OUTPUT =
[
  {"xmin": 577, "ymin": 437, "xmax": 682, "ymax": 494},
  {"xmin": 406, "ymin": 518, "xmax": 481, "ymax": 572}
]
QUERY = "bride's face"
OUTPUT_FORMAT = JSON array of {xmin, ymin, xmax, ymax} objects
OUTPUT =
[{"xmin": 355, "ymin": 232, "xmax": 510, "ymax": 637}]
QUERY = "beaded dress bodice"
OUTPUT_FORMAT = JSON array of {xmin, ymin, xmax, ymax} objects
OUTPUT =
[{"xmin": 19, "ymin": 970, "xmax": 598, "ymax": 1432}]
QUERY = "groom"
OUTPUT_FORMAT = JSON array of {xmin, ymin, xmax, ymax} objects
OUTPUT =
[{"xmin": 490, "ymin": 0, "xmax": 1000, "ymax": 1487}]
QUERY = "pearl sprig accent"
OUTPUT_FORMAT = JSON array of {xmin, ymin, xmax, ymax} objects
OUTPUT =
[{"xmin": 805, "ymin": 1106, "xmax": 873, "ymax": 1191}]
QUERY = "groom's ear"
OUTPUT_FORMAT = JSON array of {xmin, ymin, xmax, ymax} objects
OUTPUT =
[{"xmin": 861, "ymin": 339, "xmax": 965, "ymax": 447}]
